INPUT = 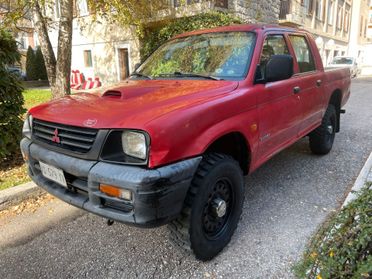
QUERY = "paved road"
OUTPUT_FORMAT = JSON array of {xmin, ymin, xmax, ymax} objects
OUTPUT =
[{"xmin": 1, "ymin": 78, "xmax": 372, "ymax": 279}]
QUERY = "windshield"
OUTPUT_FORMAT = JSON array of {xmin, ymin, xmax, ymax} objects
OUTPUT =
[
  {"xmin": 135, "ymin": 32, "xmax": 256, "ymax": 80},
  {"xmin": 331, "ymin": 57, "xmax": 353, "ymax": 65}
]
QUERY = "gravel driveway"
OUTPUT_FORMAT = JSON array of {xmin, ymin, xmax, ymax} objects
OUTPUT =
[{"xmin": 1, "ymin": 78, "xmax": 371, "ymax": 279}]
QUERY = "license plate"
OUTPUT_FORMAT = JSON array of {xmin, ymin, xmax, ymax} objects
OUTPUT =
[{"xmin": 39, "ymin": 161, "xmax": 67, "ymax": 187}]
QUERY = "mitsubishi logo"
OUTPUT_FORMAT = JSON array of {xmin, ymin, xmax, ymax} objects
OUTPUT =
[{"xmin": 52, "ymin": 128, "xmax": 61, "ymax": 143}]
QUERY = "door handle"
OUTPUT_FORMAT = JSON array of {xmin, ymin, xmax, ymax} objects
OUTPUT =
[
  {"xmin": 316, "ymin": 79, "xmax": 322, "ymax": 87},
  {"xmin": 293, "ymin": 86, "xmax": 301, "ymax": 94}
]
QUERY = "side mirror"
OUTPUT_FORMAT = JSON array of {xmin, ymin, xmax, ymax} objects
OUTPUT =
[{"xmin": 265, "ymin": 55, "xmax": 293, "ymax": 83}]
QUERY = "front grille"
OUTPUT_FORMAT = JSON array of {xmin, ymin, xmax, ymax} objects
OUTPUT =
[{"xmin": 33, "ymin": 118, "xmax": 98, "ymax": 153}]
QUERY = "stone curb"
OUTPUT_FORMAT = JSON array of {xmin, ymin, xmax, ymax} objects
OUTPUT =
[
  {"xmin": 0, "ymin": 181, "xmax": 45, "ymax": 211},
  {"xmin": 342, "ymin": 151, "xmax": 372, "ymax": 207}
]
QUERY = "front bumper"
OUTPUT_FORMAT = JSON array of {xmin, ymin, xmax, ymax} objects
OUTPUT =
[{"xmin": 21, "ymin": 138, "xmax": 201, "ymax": 227}]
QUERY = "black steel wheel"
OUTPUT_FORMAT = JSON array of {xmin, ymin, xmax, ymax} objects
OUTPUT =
[
  {"xmin": 202, "ymin": 177, "xmax": 233, "ymax": 239},
  {"xmin": 309, "ymin": 104, "xmax": 337, "ymax": 155},
  {"xmin": 169, "ymin": 153, "xmax": 245, "ymax": 261}
]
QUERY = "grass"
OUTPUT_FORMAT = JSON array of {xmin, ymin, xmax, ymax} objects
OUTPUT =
[
  {"xmin": 0, "ymin": 154, "xmax": 29, "ymax": 191},
  {"xmin": 23, "ymin": 89, "xmax": 52, "ymax": 111},
  {"xmin": 0, "ymin": 89, "xmax": 52, "ymax": 191}
]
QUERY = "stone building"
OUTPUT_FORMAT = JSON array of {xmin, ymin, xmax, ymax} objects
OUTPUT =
[
  {"xmin": 279, "ymin": 0, "xmax": 353, "ymax": 66},
  {"xmin": 348, "ymin": 0, "xmax": 371, "ymax": 64},
  {"xmin": 47, "ymin": 0, "xmax": 281, "ymax": 85},
  {"xmin": 279, "ymin": 0, "xmax": 372, "ymax": 68}
]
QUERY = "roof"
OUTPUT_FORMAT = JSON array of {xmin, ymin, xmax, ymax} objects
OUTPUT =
[{"xmin": 173, "ymin": 24, "xmax": 299, "ymax": 39}]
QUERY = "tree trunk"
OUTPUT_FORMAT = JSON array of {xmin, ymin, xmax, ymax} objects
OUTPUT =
[
  {"xmin": 32, "ymin": 0, "xmax": 73, "ymax": 99},
  {"xmin": 55, "ymin": 0, "xmax": 73, "ymax": 98},
  {"xmin": 32, "ymin": 2, "xmax": 57, "ymax": 94}
]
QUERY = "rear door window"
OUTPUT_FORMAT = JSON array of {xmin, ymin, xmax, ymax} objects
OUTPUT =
[{"xmin": 289, "ymin": 35, "xmax": 316, "ymax": 73}]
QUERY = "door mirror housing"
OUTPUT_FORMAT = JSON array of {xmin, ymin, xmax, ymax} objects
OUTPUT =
[{"xmin": 265, "ymin": 55, "xmax": 293, "ymax": 82}]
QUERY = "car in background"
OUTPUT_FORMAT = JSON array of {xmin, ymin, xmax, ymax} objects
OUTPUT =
[
  {"xmin": 327, "ymin": 56, "xmax": 360, "ymax": 78},
  {"xmin": 6, "ymin": 66, "xmax": 26, "ymax": 80}
]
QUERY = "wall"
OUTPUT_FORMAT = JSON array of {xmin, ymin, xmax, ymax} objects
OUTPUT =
[
  {"xmin": 232, "ymin": 0, "xmax": 281, "ymax": 23},
  {"xmin": 48, "ymin": 15, "xmax": 141, "ymax": 86},
  {"xmin": 348, "ymin": 0, "xmax": 370, "ymax": 64}
]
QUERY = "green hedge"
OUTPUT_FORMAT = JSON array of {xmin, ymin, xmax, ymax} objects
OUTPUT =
[
  {"xmin": 26, "ymin": 46, "xmax": 37, "ymax": 81},
  {"xmin": 35, "ymin": 47, "xmax": 48, "ymax": 80},
  {"xmin": 294, "ymin": 184, "xmax": 372, "ymax": 278},
  {"xmin": 26, "ymin": 46, "xmax": 47, "ymax": 81},
  {"xmin": 140, "ymin": 11, "xmax": 242, "ymax": 60},
  {"xmin": 0, "ymin": 29, "xmax": 25, "ymax": 160}
]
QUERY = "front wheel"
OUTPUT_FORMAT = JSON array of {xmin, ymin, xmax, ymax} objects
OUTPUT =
[
  {"xmin": 168, "ymin": 153, "xmax": 245, "ymax": 261},
  {"xmin": 309, "ymin": 104, "xmax": 337, "ymax": 155}
]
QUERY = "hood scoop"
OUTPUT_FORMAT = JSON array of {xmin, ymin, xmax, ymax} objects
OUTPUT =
[{"xmin": 102, "ymin": 90, "xmax": 122, "ymax": 98}]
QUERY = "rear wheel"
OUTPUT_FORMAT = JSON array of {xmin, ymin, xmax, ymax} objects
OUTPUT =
[
  {"xmin": 309, "ymin": 104, "xmax": 337, "ymax": 155},
  {"xmin": 168, "ymin": 153, "xmax": 245, "ymax": 261}
]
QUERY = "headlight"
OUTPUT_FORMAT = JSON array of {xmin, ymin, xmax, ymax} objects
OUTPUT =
[
  {"xmin": 100, "ymin": 130, "xmax": 149, "ymax": 164},
  {"xmin": 121, "ymin": 131, "xmax": 147, "ymax": 160},
  {"xmin": 22, "ymin": 114, "xmax": 33, "ymax": 139}
]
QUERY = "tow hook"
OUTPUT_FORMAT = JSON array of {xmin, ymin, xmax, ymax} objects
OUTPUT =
[{"xmin": 107, "ymin": 219, "xmax": 114, "ymax": 226}]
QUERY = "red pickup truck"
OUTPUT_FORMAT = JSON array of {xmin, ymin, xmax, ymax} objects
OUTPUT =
[{"xmin": 21, "ymin": 24, "xmax": 350, "ymax": 260}]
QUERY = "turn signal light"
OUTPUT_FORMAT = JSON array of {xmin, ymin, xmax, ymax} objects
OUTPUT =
[{"xmin": 99, "ymin": 184, "xmax": 132, "ymax": 201}]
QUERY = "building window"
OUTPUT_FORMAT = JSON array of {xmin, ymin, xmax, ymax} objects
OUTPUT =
[
  {"xmin": 18, "ymin": 37, "xmax": 26, "ymax": 50},
  {"xmin": 336, "ymin": 5, "xmax": 343, "ymax": 30},
  {"xmin": 84, "ymin": 50, "xmax": 93, "ymax": 67},
  {"xmin": 344, "ymin": 10, "xmax": 350, "ymax": 32},
  {"xmin": 364, "ymin": 19, "xmax": 368, "ymax": 37},
  {"xmin": 315, "ymin": 0, "xmax": 322, "ymax": 19},
  {"xmin": 77, "ymin": 0, "xmax": 89, "ymax": 16},
  {"xmin": 302, "ymin": 0, "xmax": 314, "ymax": 15},
  {"xmin": 360, "ymin": 16, "xmax": 364, "ymax": 36},
  {"xmin": 327, "ymin": 0, "xmax": 334, "ymax": 25}
]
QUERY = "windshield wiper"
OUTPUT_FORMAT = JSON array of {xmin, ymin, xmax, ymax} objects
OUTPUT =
[
  {"xmin": 159, "ymin": 71, "xmax": 223, "ymax": 81},
  {"xmin": 129, "ymin": 72, "xmax": 152, "ymax": 80}
]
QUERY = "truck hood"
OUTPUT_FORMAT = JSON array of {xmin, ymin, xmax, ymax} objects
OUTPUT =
[{"xmin": 29, "ymin": 79, "xmax": 239, "ymax": 129}]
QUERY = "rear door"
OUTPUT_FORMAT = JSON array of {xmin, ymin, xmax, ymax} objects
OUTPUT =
[
  {"xmin": 288, "ymin": 34, "xmax": 324, "ymax": 135},
  {"xmin": 256, "ymin": 33, "xmax": 303, "ymax": 160}
]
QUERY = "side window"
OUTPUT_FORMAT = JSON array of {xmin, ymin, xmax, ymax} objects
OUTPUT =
[
  {"xmin": 259, "ymin": 35, "xmax": 289, "ymax": 78},
  {"xmin": 289, "ymin": 35, "xmax": 316, "ymax": 73}
]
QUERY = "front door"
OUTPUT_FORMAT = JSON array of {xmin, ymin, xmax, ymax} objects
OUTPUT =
[
  {"xmin": 118, "ymin": 48, "xmax": 129, "ymax": 80},
  {"xmin": 256, "ymin": 34, "xmax": 303, "ymax": 160}
]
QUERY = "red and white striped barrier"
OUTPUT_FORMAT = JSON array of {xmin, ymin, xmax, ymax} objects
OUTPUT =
[
  {"xmin": 70, "ymin": 70, "xmax": 85, "ymax": 90},
  {"xmin": 71, "ymin": 70, "xmax": 102, "ymax": 91}
]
